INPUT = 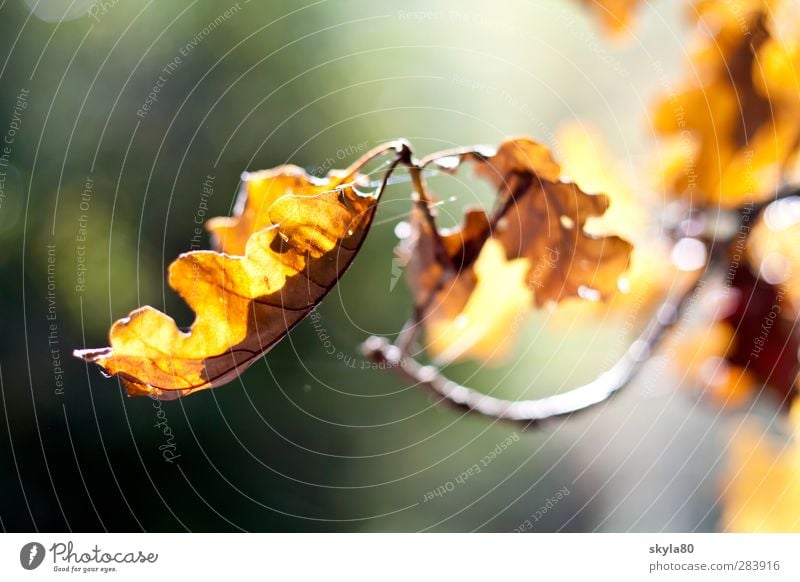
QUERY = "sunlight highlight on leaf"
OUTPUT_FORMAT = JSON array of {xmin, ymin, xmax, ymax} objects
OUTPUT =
[
  {"xmin": 75, "ymin": 159, "xmax": 383, "ymax": 399},
  {"xmin": 723, "ymin": 402, "xmax": 800, "ymax": 532}
]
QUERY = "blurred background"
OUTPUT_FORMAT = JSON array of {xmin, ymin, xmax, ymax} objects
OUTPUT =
[{"xmin": 0, "ymin": 0, "xmax": 732, "ymax": 532}]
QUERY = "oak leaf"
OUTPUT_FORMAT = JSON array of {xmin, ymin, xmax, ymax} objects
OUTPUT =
[
  {"xmin": 672, "ymin": 199, "xmax": 800, "ymax": 410},
  {"xmin": 551, "ymin": 123, "xmax": 673, "ymax": 323},
  {"xmin": 75, "ymin": 160, "xmax": 382, "ymax": 399},
  {"xmin": 401, "ymin": 137, "xmax": 633, "ymax": 364}
]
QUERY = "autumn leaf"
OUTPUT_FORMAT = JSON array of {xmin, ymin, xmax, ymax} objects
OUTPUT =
[
  {"xmin": 653, "ymin": 0, "xmax": 800, "ymax": 207},
  {"xmin": 747, "ymin": 197, "xmax": 800, "ymax": 309},
  {"xmin": 400, "ymin": 137, "xmax": 633, "ymax": 365},
  {"xmin": 576, "ymin": 0, "xmax": 641, "ymax": 34},
  {"xmin": 724, "ymin": 269, "xmax": 798, "ymax": 405},
  {"xmin": 401, "ymin": 207, "xmax": 531, "ymax": 364},
  {"xmin": 722, "ymin": 197, "xmax": 800, "ymax": 408},
  {"xmin": 551, "ymin": 123, "xmax": 674, "ymax": 322},
  {"xmin": 74, "ymin": 150, "xmax": 393, "ymax": 399},
  {"xmin": 722, "ymin": 402, "xmax": 800, "ymax": 532},
  {"xmin": 674, "ymin": 271, "xmax": 798, "ymax": 411},
  {"xmin": 656, "ymin": 1, "xmax": 800, "ymax": 408}
]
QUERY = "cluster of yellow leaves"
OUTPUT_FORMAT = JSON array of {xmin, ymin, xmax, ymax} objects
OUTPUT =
[
  {"xmin": 75, "ymin": 162, "xmax": 381, "ymax": 399},
  {"xmin": 653, "ymin": 0, "xmax": 800, "ymax": 207},
  {"xmin": 576, "ymin": 0, "xmax": 641, "ymax": 34},
  {"xmin": 723, "ymin": 403, "xmax": 800, "ymax": 532},
  {"xmin": 399, "ymin": 137, "xmax": 633, "ymax": 365}
]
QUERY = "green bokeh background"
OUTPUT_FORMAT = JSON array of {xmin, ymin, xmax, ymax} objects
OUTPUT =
[{"xmin": 0, "ymin": 0, "xmax": 726, "ymax": 532}]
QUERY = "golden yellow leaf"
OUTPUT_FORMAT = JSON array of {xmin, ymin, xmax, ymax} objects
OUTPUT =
[
  {"xmin": 402, "ymin": 137, "xmax": 633, "ymax": 364},
  {"xmin": 723, "ymin": 403, "xmax": 800, "ymax": 532},
  {"xmin": 75, "ymin": 161, "xmax": 381, "ymax": 399},
  {"xmin": 653, "ymin": 0, "xmax": 800, "ymax": 207}
]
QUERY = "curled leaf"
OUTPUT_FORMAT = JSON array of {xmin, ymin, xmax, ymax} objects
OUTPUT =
[
  {"xmin": 576, "ymin": 0, "xmax": 641, "ymax": 34},
  {"xmin": 722, "ymin": 197, "xmax": 800, "ymax": 409},
  {"xmin": 75, "ymin": 156, "xmax": 386, "ymax": 399},
  {"xmin": 401, "ymin": 137, "xmax": 633, "ymax": 364}
]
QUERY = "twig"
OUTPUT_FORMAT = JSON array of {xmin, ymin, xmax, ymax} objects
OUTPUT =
[{"xmin": 361, "ymin": 140, "xmax": 800, "ymax": 426}]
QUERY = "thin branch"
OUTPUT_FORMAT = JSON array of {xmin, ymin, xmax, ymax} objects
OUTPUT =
[
  {"xmin": 362, "ymin": 272, "xmax": 706, "ymax": 425},
  {"xmin": 362, "ymin": 140, "xmax": 800, "ymax": 426}
]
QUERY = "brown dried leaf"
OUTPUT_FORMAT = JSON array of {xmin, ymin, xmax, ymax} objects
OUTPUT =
[
  {"xmin": 653, "ymin": 0, "xmax": 800, "ymax": 207},
  {"xmin": 75, "ymin": 162, "xmax": 380, "ymax": 399},
  {"xmin": 402, "ymin": 137, "xmax": 632, "ymax": 364},
  {"xmin": 553, "ymin": 123, "xmax": 673, "ymax": 317}
]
